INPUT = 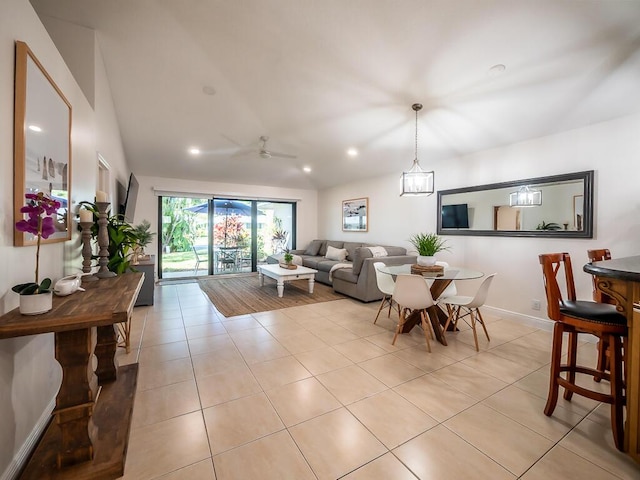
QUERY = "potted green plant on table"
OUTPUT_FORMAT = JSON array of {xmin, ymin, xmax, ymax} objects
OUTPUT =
[
  {"xmin": 12, "ymin": 192, "xmax": 60, "ymax": 314},
  {"xmin": 79, "ymin": 202, "xmax": 140, "ymax": 274},
  {"xmin": 409, "ymin": 232, "xmax": 450, "ymax": 266},
  {"xmin": 280, "ymin": 249, "xmax": 297, "ymax": 270}
]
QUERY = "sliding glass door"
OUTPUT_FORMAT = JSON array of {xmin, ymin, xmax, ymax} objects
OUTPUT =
[
  {"xmin": 159, "ymin": 196, "xmax": 210, "ymax": 279},
  {"xmin": 212, "ymin": 199, "xmax": 252, "ymax": 274},
  {"xmin": 159, "ymin": 196, "xmax": 296, "ymax": 279}
]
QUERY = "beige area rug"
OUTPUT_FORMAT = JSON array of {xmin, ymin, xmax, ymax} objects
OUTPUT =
[{"xmin": 197, "ymin": 274, "xmax": 345, "ymax": 317}]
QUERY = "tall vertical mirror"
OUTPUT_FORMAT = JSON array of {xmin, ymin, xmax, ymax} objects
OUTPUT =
[{"xmin": 437, "ymin": 171, "xmax": 594, "ymax": 238}]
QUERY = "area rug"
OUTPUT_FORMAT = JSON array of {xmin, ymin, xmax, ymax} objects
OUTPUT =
[{"xmin": 197, "ymin": 274, "xmax": 345, "ymax": 317}]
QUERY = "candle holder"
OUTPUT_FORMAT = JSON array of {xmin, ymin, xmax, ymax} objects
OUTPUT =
[
  {"xmin": 79, "ymin": 221, "xmax": 99, "ymax": 282},
  {"xmin": 95, "ymin": 202, "xmax": 116, "ymax": 278}
]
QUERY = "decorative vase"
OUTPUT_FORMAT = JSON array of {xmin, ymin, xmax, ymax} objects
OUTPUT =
[
  {"xmin": 19, "ymin": 291, "xmax": 53, "ymax": 315},
  {"xmin": 417, "ymin": 255, "xmax": 436, "ymax": 266}
]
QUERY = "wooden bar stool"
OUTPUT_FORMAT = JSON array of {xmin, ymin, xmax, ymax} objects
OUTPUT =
[
  {"xmin": 587, "ymin": 249, "xmax": 614, "ymax": 379},
  {"xmin": 539, "ymin": 252, "xmax": 627, "ymax": 450}
]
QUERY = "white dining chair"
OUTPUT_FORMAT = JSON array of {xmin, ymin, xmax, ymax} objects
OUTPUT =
[
  {"xmin": 373, "ymin": 262, "xmax": 399, "ymax": 323},
  {"xmin": 426, "ymin": 261, "xmax": 457, "ymax": 300},
  {"xmin": 442, "ymin": 273, "xmax": 496, "ymax": 351},
  {"xmin": 392, "ymin": 274, "xmax": 436, "ymax": 352}
]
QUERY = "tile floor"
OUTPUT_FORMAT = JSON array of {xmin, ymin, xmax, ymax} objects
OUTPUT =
[{"xmin": 115, "ymin": 282, "xmax": 640, "ymax": 479}]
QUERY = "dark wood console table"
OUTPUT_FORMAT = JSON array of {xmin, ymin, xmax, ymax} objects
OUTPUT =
[
  {"xmin": 584, "ymin": 256, "xmax": 640, "ymax": 464},
  {"xmin": 0, "ymin": 273, "xmax": 144, "ymax": 479}
]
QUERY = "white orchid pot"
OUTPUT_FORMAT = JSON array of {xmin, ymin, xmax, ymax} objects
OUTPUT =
[
  {"xmin": 19, "ymin": 291, "xmax": 53, "ymax": 315},
  {"xmin": 417, "ymin": 255, "xmax": 436, "ymax": 266}
]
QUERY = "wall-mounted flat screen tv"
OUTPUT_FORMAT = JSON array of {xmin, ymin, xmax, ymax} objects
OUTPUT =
[
  {"xmin": 122, "ymin": 173, "xmax": 139, "ymax": 223},
  {"xmin": 441, "ymin": 203, "xmax": 469, "ymax": 229}
]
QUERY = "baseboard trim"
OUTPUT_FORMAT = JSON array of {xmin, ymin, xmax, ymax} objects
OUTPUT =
[
  {"xmin": 1, "ymin": 395, "xmax": 55, "ymax": 480},
  {"xmin": 483, "ymin": 305, "xmax": 554, "ymax": 331}
]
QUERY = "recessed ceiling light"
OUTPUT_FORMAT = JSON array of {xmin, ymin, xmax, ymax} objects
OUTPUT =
[
  {"xmin": 202, "ymin": 85, "xmax": 216, "ymax": 96},
  {"xmin": 28, "ymin": 125, "xmax": 42, "ymax": 132},
  {"xmin": 489, "ymin": 64, "xmax": 506, "ymax": 75},
  {"xmin": 303, "ymin": 166, "xmax": 311, "ymax": 173},
  {"xmin": 188, "ymin": 147, "xmax": 201, "ymax": 155},
  {"xmin": 347, "ymin": 148, "xmax": 358, "ymax": 157}
]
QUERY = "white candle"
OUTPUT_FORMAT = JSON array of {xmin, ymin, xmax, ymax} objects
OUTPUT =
[
  {"xmin": 96, "ymin": 191, "xmax": 108, "ymax": 203},
  {"xmin": 79, "ymin": 208, "xmax": 93, "ymax": 222}
]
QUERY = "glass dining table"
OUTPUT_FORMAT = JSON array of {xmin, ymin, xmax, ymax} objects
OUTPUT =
[{"xmin": 379, "ymin": 264, "xmax": 484, "ymax": 345}]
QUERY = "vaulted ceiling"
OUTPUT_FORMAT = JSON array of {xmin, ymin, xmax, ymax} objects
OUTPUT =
[{"xmin": 30, "ymin": 0, "xmax": 640, "ymax": 190}]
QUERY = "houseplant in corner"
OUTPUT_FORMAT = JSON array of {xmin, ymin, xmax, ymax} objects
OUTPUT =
[
  {"xmin": 12, "ymin": 192, "xmax": 60, "ymax": 314},
  {"xmin": 409, "ymin": 232, "xmax": 449, "ymax": 266}
]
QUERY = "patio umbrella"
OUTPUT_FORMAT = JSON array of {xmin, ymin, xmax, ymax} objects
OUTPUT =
[
  {"xmin": 184, "ymin": 199, "xmax": 252, "ymax": 216},
  {"xmin": 185, "ymin": 199, "xmax": 253, "ymax": 247}
]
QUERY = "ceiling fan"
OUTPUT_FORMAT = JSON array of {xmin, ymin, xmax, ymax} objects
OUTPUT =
[{"xmin": 255, "ymin": 136, "xmax": 297, "ymax": 159}]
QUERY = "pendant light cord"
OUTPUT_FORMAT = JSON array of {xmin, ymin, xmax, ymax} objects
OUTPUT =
[{"xmin": 411, "ymin": 103, "xmax": 422, "ymax": 164}]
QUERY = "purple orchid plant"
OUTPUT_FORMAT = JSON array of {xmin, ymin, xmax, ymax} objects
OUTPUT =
[{"xmin": 12, "ymin": 192, "xmax": 61, "ymax": 295}]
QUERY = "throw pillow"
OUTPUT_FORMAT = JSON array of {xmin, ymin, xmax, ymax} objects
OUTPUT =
[
  {"xmin": 325, "ymin": 245, "xmax": 348, "ymax": 262},
  {"xmin": 304, "ymin": 239, "xmax": 323, "ymax": 256}
]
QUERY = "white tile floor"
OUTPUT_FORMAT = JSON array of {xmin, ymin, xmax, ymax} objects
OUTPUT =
[{"xmin": 115, "ymin": 281, "xmax": 640, "ymax": 479}]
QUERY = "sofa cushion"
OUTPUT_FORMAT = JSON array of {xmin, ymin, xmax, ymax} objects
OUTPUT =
[
  {"xmin": 302, "ymin": 257, "xmax": 323, "ymax": 269},
  {"xmin": 319, "ymin": 240, "xmax": 344, "ymax": 256},
  {"xmin": 343, "ymin": 242, "xmax": 363, "ymax": 262},
  {"xmin": 316, "ymin": 260, "xmax": 344, "ymax": 273},
  {"xmin": 304, "ymin": 240, "xmax": 324, "ymax": 256},
  {"xmin": 325, "ymin": 245, "xmax": 348, "ymax": 262},
  {"xmin": 352, "ymin": 247, "xmax": 373, "ymax": 275},
  {"xmin": 332, "ymin": 268, "xmax": 358, "ymax": 284}
]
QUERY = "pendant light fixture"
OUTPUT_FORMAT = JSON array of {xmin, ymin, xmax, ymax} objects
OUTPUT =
[
  {"xmin": 401, "ymin": 103, "xmax": 434, "ymax": 196},
  {"xmin": 509, "ymin": 185, "xmax": 542, "ymax": 207}
]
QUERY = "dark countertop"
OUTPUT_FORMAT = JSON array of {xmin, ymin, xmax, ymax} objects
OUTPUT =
[{"xmin": 584, "ymin": 255, "xmax": 640, "ymax": 282}]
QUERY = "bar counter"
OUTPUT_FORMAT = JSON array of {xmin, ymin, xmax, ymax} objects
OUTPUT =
[{"xmin": 584, "ymin": 256, "xmax": 640, "ymax": 463}]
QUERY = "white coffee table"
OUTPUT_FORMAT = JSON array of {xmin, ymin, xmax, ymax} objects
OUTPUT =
[{"xmin": 258, "ymin": 264, "xmax": 318, "ymax": 298}]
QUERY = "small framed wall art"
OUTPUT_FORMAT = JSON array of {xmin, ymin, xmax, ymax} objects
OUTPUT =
[
  {"xmin": 342, "ymin": 197, "xmax": 368, "ymax": 232},
  {"xmin": 14, "ymin": 41, "xmax": 72, "ymax": 246}
]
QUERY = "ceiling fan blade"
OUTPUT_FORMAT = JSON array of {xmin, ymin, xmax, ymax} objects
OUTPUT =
[
  {"xmin": 268, "ymin": 151, "xmax": 297, "ymax": 159},
  {"xmin": 230, "ymin": 148, "xmax": 257, "ymax": 158}
]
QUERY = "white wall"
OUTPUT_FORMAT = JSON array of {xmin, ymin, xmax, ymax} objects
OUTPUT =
[
  {"xmin": 319, "ymin": 113, "xmax": 640, "ymax": 317},
  {"xmin": 133, "ymin": 175, "xmax": 318, "ymax": 269},
  {"xmin": 0, "ymin": 1, "xmax": 129, "ymax": 477}
]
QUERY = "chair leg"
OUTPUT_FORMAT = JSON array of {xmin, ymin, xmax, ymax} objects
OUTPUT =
[
  {"xmin": 420, "ymin": 310, "xmax": 432, "ymax": 352},
  {"xmin": 374, "ymin": 296, "xmax": 387, "ymax": 324},
  {"xmin": 469, "ymin": 309, "xmax": 480, "ymax": 351},
  {"xmin": 594, "ymin": 338, "xmax": 608, "ymax": 383},
  {"xmin": 443, "ymin": 305, "xmax": 458, "ymax": 335},
  {"xmin": 392, "ymin": 308, "xmax": 406, "ymax": 345},
  {"xmin": 609, "ymin": 334, "xmax": 625, "ymax": 451},
  {"xmin": 564, "ymin": 331, "xmax": 578, "ymax": 401},
  {"xmin": 476, "ymin": 308, "xmax": 491, "ymax": 342},
  {"xmin": 545, "ymin": 322, "xmax": 564, "ymax": 416},
  {"xmin": 387, "ymin": 298, "xmax": 393, "ymax": 318}
]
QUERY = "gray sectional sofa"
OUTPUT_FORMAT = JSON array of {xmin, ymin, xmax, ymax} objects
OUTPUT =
[{"xmin": 267, "ymin": 239, "xmax": 416, "ymax": 302}]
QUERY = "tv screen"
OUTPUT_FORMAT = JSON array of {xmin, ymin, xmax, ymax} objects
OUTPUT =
[
  {"xmin": 123, "ymin": 173, "xmax": 139, "ymax": 223},
  {"xmin": 442, "ymin": 204, "xmax": 469, "ymax": 229}
]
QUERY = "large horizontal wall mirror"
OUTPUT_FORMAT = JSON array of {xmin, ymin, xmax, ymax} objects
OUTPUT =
[{"xmin": 437, "ymin": 170, "xmax": 594, "ymax": 238}]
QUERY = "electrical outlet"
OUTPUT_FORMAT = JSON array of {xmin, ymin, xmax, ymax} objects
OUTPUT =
[{"xmin": 531, "ymin": 299, "xmax": 541, "ymax": 311}]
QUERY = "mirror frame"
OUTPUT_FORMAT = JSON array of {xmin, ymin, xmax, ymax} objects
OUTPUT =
[
  {"xmin": 437, "ymin": 170, "xmax": 594, "ymax": 238},
  {"xmin": 13, "ymin": 41, "xmax": 72, "ymax": 246}
]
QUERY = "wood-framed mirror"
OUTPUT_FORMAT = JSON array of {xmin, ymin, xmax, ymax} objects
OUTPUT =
[
  {"xmin": 437, "ymin": 171, "xmax": 594, "ymax": 238},
  {"xmin": 14, "ymin": 41, "xmax": 72, "ymax": 246}
]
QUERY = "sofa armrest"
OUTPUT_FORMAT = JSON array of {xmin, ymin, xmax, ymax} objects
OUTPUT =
[
  {"xmin": 354, "ymin": 255, "xmax": 417, "ymax": 302},
  {"xmin": 290, "ymin": 249, "xmax": 306, "ymax": 255}
]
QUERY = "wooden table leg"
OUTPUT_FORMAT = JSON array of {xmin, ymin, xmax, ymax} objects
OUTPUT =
[
  {"xmin": 95, "ymin": 324, "xmax": 118, "ymax": 384},
  {"xmin": 398, "ymin": 279, "xmax": 453, "ymax": 345},
  {"xmin": 53, "ymin": 328, "xmax": 98, "ymax": 468},
  {"xmin": 399, "ymin": 307, "xmax": 448, "ymax": 345}
]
